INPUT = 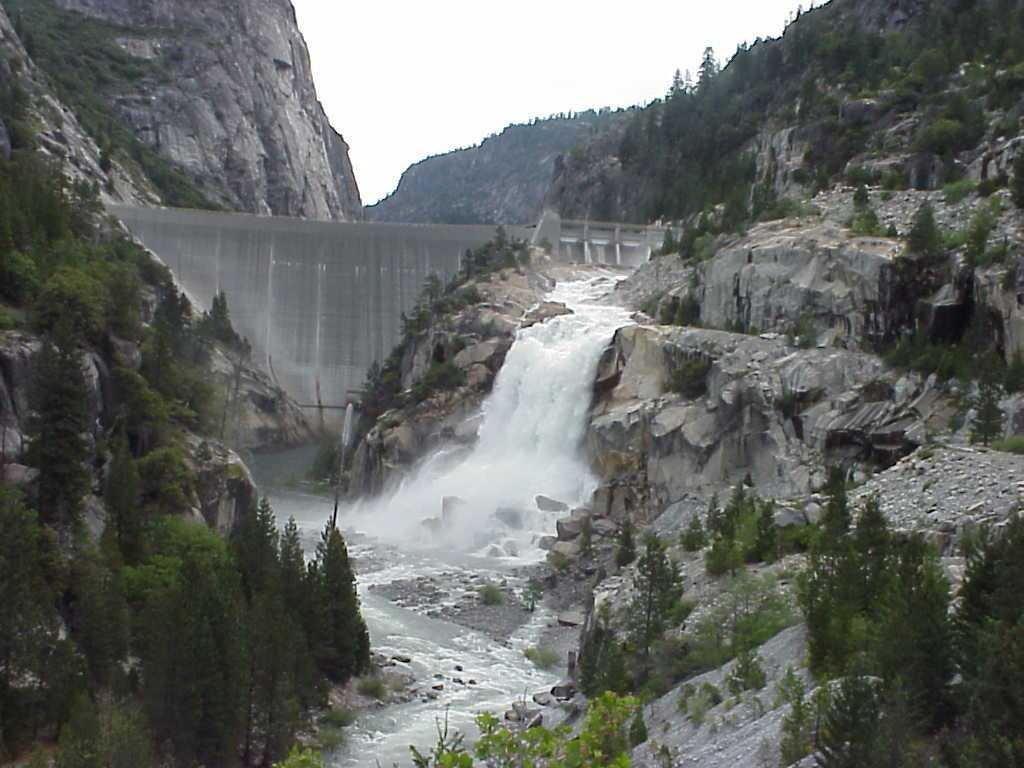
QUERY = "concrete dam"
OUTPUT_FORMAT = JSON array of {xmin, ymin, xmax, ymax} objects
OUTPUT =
[
  {"xmin": 112, "ymin": 205, "xmax": 666, "ymax": 420},
  {"xmin": 113, "ymin": 205, "xmax": 531, "ymax": 416}
]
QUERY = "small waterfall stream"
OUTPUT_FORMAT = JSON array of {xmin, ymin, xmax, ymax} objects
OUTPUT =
[{"xmin": 262, "ymin": 273, "xmax": 633, "ymax": 766}]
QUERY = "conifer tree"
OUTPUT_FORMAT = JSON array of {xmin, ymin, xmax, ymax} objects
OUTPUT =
[
  {"xmin": 817, "ymin": 676, "xmax": 881, "ymax": 768},
  {"xmin": 1013, "ymin": 150, "xmax": 1024, "ymax": 209},
  {"xmin": 681, "ymin": 512, "xmax": 708, "ymax": 552},
  {"xmin": 615, "ymin": 518, "xmax": 636, "ymax": 567},
  {"xmin": 105, "ymin": 432, "xmax": 142, "ymax": 563},
  {"xmin": 970, "ymin": 372, "xmax": 1004, "ymax": 446},
  {"xmin": 30, "ymin": 320, "xmax": 89, "ymax": 526},
  {"xmin": 628, "ymin": 536, "xmax": 682, "ymax": 681},
  {"xmin": 313, "ymin": 524, "xmax": 369, "ymax": 683},
  {"xmin": 908, "ymin": 202, "xmax": 941, "ymax": 258}
]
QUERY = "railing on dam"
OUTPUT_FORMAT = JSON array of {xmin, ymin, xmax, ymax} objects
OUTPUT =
[{"xmin": 112, "ymin": 205, "xmax": 530, "ymax": 420}]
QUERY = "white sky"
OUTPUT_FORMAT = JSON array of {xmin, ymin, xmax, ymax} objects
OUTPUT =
[{"xmin": 293, "ymin": 1, "xmax": 809, "ymax": 205}]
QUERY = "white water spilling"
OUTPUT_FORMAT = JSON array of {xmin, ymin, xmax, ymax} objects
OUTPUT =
[
  {"xmin": 352, "ymin": 273, "xmax": 634, "ymax": 556},
  {"xmin": 257, "ymin": 273, "xmax": 633, "ymax": 766}
]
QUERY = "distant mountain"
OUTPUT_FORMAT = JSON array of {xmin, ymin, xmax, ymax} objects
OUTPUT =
[{"xmin": 367, "ymin": 111, "xmax": 632, "ymax": 225}]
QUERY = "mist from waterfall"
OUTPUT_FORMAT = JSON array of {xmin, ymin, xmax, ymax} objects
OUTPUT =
[{"xmin": 350, "ymin": 273, "xmax": 634, "ymax": 556}]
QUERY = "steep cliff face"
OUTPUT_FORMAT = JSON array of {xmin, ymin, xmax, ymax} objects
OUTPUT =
[
  {"xmin": 25, "ymin": 0, "xmax": 361, "ymax": 219},
  {"xmin": 0, "ymin": 2, "xmax": 153, "ymax": 202},
  {"xmin": 368, "ymin": 112, "xmax": 630, "ymax": 225}
]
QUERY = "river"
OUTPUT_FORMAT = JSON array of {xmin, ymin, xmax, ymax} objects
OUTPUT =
[{"xmin": 249, "ymin": 274, "xmax": 633, "ymax": 766}]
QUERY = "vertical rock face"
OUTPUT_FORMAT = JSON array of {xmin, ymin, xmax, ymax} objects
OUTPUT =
[{"xmin": 54, "ymin": 0, "xmax": 362, "ymax": 220}]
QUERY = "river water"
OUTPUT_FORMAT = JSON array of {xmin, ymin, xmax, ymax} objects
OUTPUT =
[{"xmin": 252, "ymin": 274, "xmax": 633, "ymax": 766}]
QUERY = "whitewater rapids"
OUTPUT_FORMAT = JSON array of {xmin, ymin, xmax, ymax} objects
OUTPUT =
[{"xmin": 349, "ymin": 272, "xmax": 635, "ymax": 558}]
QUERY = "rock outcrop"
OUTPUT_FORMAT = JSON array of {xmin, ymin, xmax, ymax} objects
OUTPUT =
[
  {"xmin": 0, "ymin": 4, "xmax": 152, "ymax": 204},
  {"xmin": 49, "ymin": 0, "xmax": 362, "ymax": 219},
  {"xmin": 209, "ymin": 346, "xmax": 314, "ymax": 452},
  {"xmin": 585, "ymin": 325, "xmax": 953, "ymax": 522}
]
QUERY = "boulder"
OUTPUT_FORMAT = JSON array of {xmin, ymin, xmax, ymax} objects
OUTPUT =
[
  {"xmin": 550, "ymin": 540, "xmax": 581, "ymax": 559},
  {"xmin": 532, "ymin": 691, "xmax": 553, "ymax": 707},
  {"xmin": 551, "ymin": 681, "xmax": 577, "ymax": 700},
  {"xmin": 591, "ymin": 518, "xmax": 618, "ymax": 537},
  {"xmin": 536, "ymin": 494, "xmax": 569, "ymax": 512},
  {"xmin": 521, "ymin": 301, "xmax": 573, "ymax": 329},
  {"xmin": 773, "ymin": 505, "xmax": 807, "ymax": 528},
  {"xmin": 453, "ymin": 340, "xmax": 502, "ymax": 369},
  {"xmin": 1, "ymin": 462, "xmax": 37, "ymax": 488},
  {"xmin": 494, "ymin": 506, "xmax": 526, "ymax": 529},
  {"xmin": 557, "ymin": 610, "xmax": 585, "ymax": 627},
  {"xmin": 556, "ymin": 517, "xmax": 582, "ymax": 541},
  {"xmin": 537, "ymin": 535, "xmax": 557, "ymax": 551}
]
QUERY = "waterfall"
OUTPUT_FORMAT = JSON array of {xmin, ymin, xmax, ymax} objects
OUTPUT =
[{"xmin": 352, "ymin": 274, "xmax": 633, "ymax": 556}]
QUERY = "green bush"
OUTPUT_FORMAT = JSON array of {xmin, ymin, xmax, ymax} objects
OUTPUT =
[
  {"xmin": 355, "ymin": 676, "xmax": 387, "ymax": 700},
  {"xmin": 321, "ymin": 708, "xmax": 356, "ymax": 729},
  {"xmin": 943, "ymin": 179, "xmax": 977, "ymax": 204},
  {"xmin": 478, "ymin": 583, "xmax": 504, "ymax": 606},
  {"xmin": 669, "ymin": 357, "xmax": 712, "ymax": 398},
  {"xmin": 524, "ymin": 646, "xmax": 559, "ymax": 670},
  {"xmin": 410, "ymin": 361, "xmax": 466, "ymax": 404},
  {"xmin": 33, "ymin": 265, "xmax": 108, "ymax": 342}
]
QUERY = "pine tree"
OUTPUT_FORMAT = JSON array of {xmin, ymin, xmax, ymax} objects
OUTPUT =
[
  {"xmin": 629, "ymin": 708, "xmax": 648, "ymax": 747},
  {"xmin": 852, "ymin": 496, "xmax": 891, "ymax": 614},
  {"xmin": 908, "ymin": 202, "xmax": 941, "ymax": 258},
  {"xmin": 615, "ymin": 518, "xmax": 636, "ymax": 567},
  {"xmin": 817, "ymin": 676, "xmax": 881, "ymax": 768},
  {"xmin": 820, "ymin": 467, "xmax": 851, "ymax": 542},
  {"xmin": 628, "ymin": 536, "xmax": 682, "ymax": 681},
  {"xmin": 0, "ymin": 489, "xmax": 59, "ymax": 755},
  {"xmin": 681, "ymin": 513, "xmax": 707, "ymax": 552},
  {"xmin": 56, "ymin": 693, "xmax": 101, "ymax": 768},
  {"xmin": 313, "ymin": 524, "xmax": 369, "ymax": 683},
  {"xmin": 872, "ymin": 536, "xmax": 953, "ymax": 729},
  {"xmin": 105, "ymin": 432, "xmax": 142, "ymax": 563},
  {"xmin": 753, "ymin": 500, "xmax": 777, "ymax": 562},
  {"xmin": 970, "ymin": 372, "xmax": 1004, "ymax": 445},
  {"xmin": 30, "ymin": 320, "xmax": 89, "ymax": 526}
]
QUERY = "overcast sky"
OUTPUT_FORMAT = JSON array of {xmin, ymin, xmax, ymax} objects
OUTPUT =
[{"xmin": 293, "ymin": 1, "xmax": 809, "ymax": 205}]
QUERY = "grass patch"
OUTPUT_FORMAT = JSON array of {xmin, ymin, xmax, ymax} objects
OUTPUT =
[
  {"xmin": 317, "ymin": 726, "xmax": 345, "ymax": 751},
  {"xmin": 993, "ymin": 436, "xmax": 1024, "ymax": 455},
  {"xmin": 478, "ymin": 583, "xmax": 504, "ymax": 606},
  {"xmin": 524, "ymin": 646, "xmax": 560, "ymax": 670}
]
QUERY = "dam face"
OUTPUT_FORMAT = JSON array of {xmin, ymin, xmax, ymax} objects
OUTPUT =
[{"xmin": 112, "ymin": 205, "xmax": 529, "ymax": 419}]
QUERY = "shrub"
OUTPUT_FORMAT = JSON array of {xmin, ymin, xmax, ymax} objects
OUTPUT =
[
  {"xmin": 681, "ymin": 514, "xmax": 708, "ymax": 552},
  {"xmin": 669, "ymin": 357, "xmax": 712, "ymax": 398},
  {"xmin": 0, "ymin": 250, "xmax": 40, "ymax": 304},
  {"xmin": 478, "ymin": 583, "xmax": 504, "ymax": 606},
  {"xmin": 33, "ymin": 265, "xmax": 108, "ymax": 342},
  {"xmin": 524, "ymin": 646, "xmax": 559, "ymax": 670},
  {"xmin": 682, "ymin": 682, "xmax": 723, "ymax": 725},
  {"xmin": 356, "ymin": 676, "xmax": 387, "ymax": 700},
  {"xmin": 410, "ymin": 361, "xmax": 466, "ymax": 404},
  {"xmin": 320, "ymin": 708, "xmax": 356, "ymax": 728},
  {"xmin": 726, "ymin": 650, "xmax": 767, "ymax": 695},
  {"xmin": 943, "ymin": 179, "xmax": 977, "ymax": 204}
]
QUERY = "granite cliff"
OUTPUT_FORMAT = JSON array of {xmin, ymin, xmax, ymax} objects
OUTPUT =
[{"xmin": 5, "ymin": 0, "xmax": 362, "ymax": 219}]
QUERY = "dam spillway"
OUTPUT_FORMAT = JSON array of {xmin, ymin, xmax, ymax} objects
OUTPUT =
[{"xmin": 112, "ymin": 205, "xmax": 530, "ymax": 418}]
